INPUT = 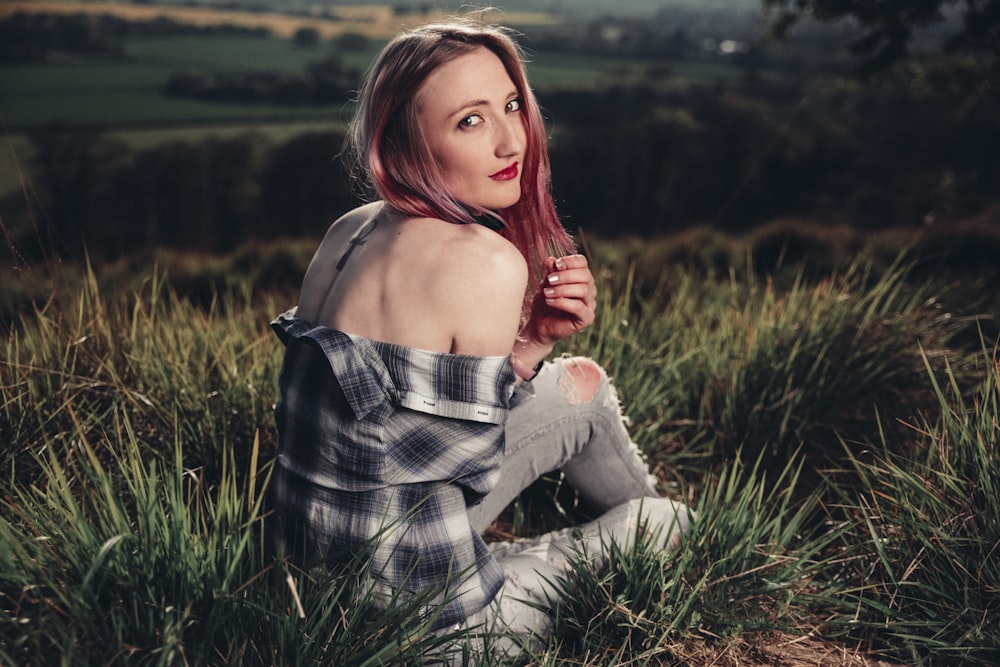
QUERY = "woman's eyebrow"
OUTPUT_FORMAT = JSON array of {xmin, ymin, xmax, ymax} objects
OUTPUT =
[{"xmin": 447, "ymin": 90, "xmax": 520, "ymax": 117}]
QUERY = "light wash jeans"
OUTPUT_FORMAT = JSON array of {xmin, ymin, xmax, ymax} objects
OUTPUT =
[
  {"xmin": 453, "ymin": 357, "xmax": 693, "ymax": 657},
  {"xmin": 468, "ymin": 356, "xmax": 660, "ymax": 532}
]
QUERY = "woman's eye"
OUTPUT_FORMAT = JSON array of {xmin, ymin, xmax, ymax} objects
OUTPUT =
[
  {"xmin": 459, "ymin": 114, "xmax": 484, "ymax": 128},
  {"xmin": 506, "ymin": 98, "xmax": 522, "ymax": 113}
]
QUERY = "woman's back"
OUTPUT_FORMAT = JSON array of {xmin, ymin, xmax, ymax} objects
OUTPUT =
[{"xmin": 295, "ymin": 201, "xmax": 527, "ymax": 357}]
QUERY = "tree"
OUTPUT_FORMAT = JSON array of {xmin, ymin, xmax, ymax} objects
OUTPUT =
[
  {"xmin": 763, "ymin": 0, "xmax": 1000, "ymax": 73},
  {"xmin": 293, "ymin": 26, "xmax": 320, "ymax": 47}
]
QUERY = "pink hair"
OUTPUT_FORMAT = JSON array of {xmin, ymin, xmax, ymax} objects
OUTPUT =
[{"xmin": 344, "ymin": 19, "xmax": 575, "ymax": 289}]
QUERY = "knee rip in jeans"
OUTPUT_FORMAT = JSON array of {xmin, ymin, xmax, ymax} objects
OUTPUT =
[{"xmin": 555, "ymin": 356, "xmax": 607, "ymax": 405}]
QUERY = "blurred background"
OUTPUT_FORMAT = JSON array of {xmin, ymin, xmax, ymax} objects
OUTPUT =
[{"xmin": 0, "ymin": 0, "xmax": 997, "ymax": 265}]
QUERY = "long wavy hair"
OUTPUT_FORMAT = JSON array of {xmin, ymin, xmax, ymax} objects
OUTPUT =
[{"xmin": 344, "ymin": 19, "xmax": 575, "ymax": 289}]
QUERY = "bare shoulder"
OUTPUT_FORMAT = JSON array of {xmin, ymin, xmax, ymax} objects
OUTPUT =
[
  {"xmin": 413, "ymin": 220, "xmax": 527, "ymax": 297},
  {"xmin": 446, "ymin": 223, "xmax": 526, "ymax": 287},
  {"xmin": 297, "ymin": 208, "xmax": 527, "ymax": 354},
  {"xmin": 412, "ymin": 221, "xmax": 528, "ymax": 355}
]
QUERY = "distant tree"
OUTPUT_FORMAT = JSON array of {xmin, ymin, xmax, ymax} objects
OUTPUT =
[
  {"xmin": 29, "ymin": 128, "xmax": 129, "ymax": 256},
  {"xmin": 293, "ymin": 26, "xmax": 320, "ymax": 47},
  {"xmin": 392, "ymin": 4, "xmax": 431, "ymax": 16},
  {"xmin": 0, "ymin": 13, "xmax": 124, "ymax": 63},
  {"xmin": 260, "ymin": 132, "xmax": 353, "ymax": 238},
  {"xmin": 164, "ymin": 53, "xmax": 357, "ymax": 106},
  {"xmin": 763, "ymin": 0, "xmax": 1000, "ymax": 73}
]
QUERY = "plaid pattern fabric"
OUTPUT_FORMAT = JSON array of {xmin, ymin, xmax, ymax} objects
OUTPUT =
[{"xmin": 268, "ymin": 310, "xmax": 517, "ymax": 629}]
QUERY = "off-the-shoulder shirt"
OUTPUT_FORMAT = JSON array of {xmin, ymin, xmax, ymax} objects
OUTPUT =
[{"xmin": 267, "ymin": 309, "xmax": 518, "ymax": 629}]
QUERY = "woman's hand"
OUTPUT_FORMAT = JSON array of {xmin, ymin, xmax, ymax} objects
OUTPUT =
[{"xmin": 523, "ymin": 254, "xmax": 597, "ymax": 347}]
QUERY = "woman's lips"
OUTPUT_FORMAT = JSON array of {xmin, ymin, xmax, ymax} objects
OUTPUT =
[{"xmin": 490, "ymin": 162, "xmax": 519, "ymax": 181}]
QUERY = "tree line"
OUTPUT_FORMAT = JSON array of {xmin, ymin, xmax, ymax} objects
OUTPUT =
[
  {"xmin": 8, "ymin": 129, "xmax": 354, "ymax": 260},
  {"xmin": 164, "ymin": 55, "xmax": 359, "ymax": 106},
  {"xmin": 0, "ymin": 12, "xmax": 268, "ymax": 63},
  {"xmin": 6, "ymin": 50, "xmax": 996, "ymax": 264},
  {"xmin": 544, "ymin": 57, "xmax": 998, "ymax": 236},
  {"xmin": 763, "ymin": 0, "xmax": 1000, "ymax": 75}
]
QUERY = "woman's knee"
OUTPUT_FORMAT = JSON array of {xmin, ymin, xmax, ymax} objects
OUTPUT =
[{"xmin": 553, "ymin": 356, "xmax": 606, "ymax": 405}]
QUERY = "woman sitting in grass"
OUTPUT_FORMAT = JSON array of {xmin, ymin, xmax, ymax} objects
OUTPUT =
[{"xmin": 266, "ymin": 17, "xmax": 691, "ymax": 652}]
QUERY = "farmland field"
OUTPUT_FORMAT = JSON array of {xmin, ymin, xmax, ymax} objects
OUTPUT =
[
  {"xmin": 0, "ymin": 1, "xmax": 561, "ymax": 37},
  {"xmin": 0, "ymin": 1, "xmax": 572, "ymax": 130},
  {"xmin": 127, "ymin": 35, "xmax": 353, "ymax": 73},
  {"xmin": 0, "ymin": 6, "xmax": 747, "ymax": 199},
  {"xmin": 0, "ymin": 34, "xmax": 741, "ymax": 128},
  {"xmin": 0, "ymin": 35, "xmax": 359, "ymax": 129}
]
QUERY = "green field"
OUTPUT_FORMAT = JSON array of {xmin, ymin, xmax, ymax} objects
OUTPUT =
[
  {"xmin": 1, "ymin": 35, "xmax": 355, "ymax": 197},
  {"xmin": 0, "ymin": 36, "xmax": 356, "ymax": 129},
  {"xmin": 126, "ymin": 35, "xmax": 341, "ymax": 72}
]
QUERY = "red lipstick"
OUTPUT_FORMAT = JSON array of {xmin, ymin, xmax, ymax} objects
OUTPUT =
[{"xmin": 490, "ymin": 162, "xmax": 519, "ymax": 181}]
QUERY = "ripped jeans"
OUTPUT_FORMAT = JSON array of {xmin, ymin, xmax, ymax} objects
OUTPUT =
[
  {"xmin": 455, "ymin": 356, "xmax": 692, "ymax": 657},
  {"xmin": 468, "ymin": 355, "xmax": 659, "ymax": 531}
]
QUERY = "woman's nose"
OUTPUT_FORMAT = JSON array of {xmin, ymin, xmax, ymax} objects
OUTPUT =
[{"xmin": 496, "ymin": 116, "xmax": 525, "ymax": 157}]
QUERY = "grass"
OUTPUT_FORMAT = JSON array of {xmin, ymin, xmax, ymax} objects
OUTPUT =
[
  {"xmin": 545, "ymin": 452, "xmax": 840, "ymax": 664},
  {"xmin": 821, "ymin": 344, "xmax": 1000, "ymax": 664},
  {"xmin": 1, "ymin": 239, "xmax": 998, "ymax": 665}
]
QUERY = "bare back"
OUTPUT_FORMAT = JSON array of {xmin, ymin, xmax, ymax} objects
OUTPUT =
[{"xmin": 296, "ymin": 202, "xmax": 528, "ymax": 357}]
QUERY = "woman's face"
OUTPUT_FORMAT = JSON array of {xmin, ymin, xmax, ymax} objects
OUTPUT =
[{"xmin": 416, "ymin": 46, "xmax": 527, "ymax": 212}]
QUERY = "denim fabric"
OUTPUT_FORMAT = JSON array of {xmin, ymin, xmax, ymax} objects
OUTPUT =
[
  {"xmin": 448, "ymin": 357, "xmax": 691, "ymax": 658},
  {"xmin": 467, "ymin": 356, "xmax": 660, "ymax": 534},
  {"xmin": 448, "ymin": 497, "xmax": 693, "ymax": 660}
]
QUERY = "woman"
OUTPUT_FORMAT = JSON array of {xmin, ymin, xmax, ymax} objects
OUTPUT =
[{"xmin": 267, "ymin": 18, "xmax": 690, "ymax": 650}]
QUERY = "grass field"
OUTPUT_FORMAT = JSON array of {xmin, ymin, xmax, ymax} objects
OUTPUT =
[{"xmin": 1, "ymin": 230, "xmax": 998, "ymax": 665}]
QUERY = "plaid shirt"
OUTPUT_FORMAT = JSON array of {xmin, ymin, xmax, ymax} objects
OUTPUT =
[{"xmin": 267, "ymin": 310, "xmax": 517, "ymax": 629}]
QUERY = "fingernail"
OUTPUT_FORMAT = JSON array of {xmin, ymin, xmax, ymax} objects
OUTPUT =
[
  {"xmin": 555, "ymin": 257, "xmax": 566, "ymax": 269},
  {"xmin": 544, "ymin": 287, "xmax": 555, "ymax": 297},
  {"xmin": 547, "ymin": 274, "xmax": 559, "ymax": 284}
]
